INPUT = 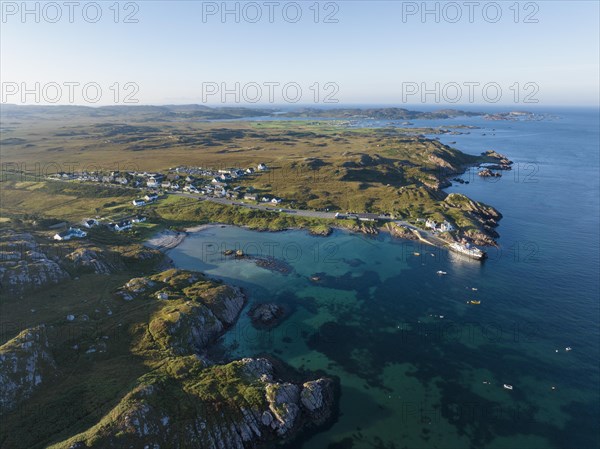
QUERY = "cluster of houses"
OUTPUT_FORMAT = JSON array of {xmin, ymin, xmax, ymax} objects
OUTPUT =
[
  {"xmin": 47, "ymin": 164, "xmax": 273, "ymax": 202},
  {"xmin": 49, "ymin": 170, "xmax": 164, "ymax": 188},
  {"xmin": 424, "ymin": 218, "xmax": 455, "ymax": 233},
  {"xmin": 47, "ymin": 166, "xmax": 263, "ymax": 191},
  {"xmin": 153, "ymin": 164, "xmax": 268, "ymax": 192},
  {"xmin": 52, "ymin": 214, "xmax": 148, "ymax": 241}
]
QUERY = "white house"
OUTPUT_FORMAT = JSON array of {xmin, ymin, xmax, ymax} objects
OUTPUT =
[
  {"xmin": 146, "ymin": 176, "xmax": 161, "ymax": 188},
  {"xmin": 132, "ymin": 199, "xmax": 146, "ymax": 207},
  {"xmin": 244, "ymin": 194, "xmax": 257, "ymax": 201},
  {"xmin": 246, "ymin": 167, "xmax": 255, "ymax": 174},
  {"xmin": 109, "ymin": 220, "xmax": 132, "ymax": 232},
  {"xmin": 271, "ymin": 198, "xmax": 282, "ymax": 204},
  {"xmin": 144, "ymin": 193, "xmax": 159, "ymax": 202},
  {"xmin": 54, "ymin": 228, "xmax": 87, "ymax": 241},
  {"xmin": 425, "ymin": 219, "xmax": 437, "ymax": 230},
  {"xmin": 132, "ymin": 215, "xmax": 146, "ymax": 223},
  {"xmin": 257, "ymin": 163, "xmax": 267, "ymax": 171},
  {"xmin": 440, "ymin": 221, "xmax": 455, "ymax": 232},
  {"xmin": 82, "ymin": 219, "xmax": 98, "ymax": 228}
]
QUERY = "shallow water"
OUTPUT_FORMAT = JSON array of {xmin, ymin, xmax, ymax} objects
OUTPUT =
[{"xmin": 168, "ymin": 108, "xmax": 599, "ymax": 449}]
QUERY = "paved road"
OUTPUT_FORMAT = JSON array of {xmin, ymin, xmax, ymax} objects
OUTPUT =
[
  {"xmin": 170, "ymin": 192, "xmax": 388, "ymax": 220},
  {"xmin": 170, "ymin": 191, "xmax": 448, "ymax": 246}
]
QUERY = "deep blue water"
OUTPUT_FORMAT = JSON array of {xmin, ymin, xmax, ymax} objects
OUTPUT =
[{"xmin": 169, "ymin": 108, "xmax": 599, "ymax": 449}]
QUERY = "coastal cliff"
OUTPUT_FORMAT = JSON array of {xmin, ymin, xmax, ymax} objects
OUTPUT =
[
  {"xmin": 2, "ymin": 269, "xmax": 337, "ymax": 449},
  {"xmin": 50, "ymin": 357, "xmax": 335, "ymax": 449}
]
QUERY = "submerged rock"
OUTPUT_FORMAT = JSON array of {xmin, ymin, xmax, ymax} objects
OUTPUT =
[{"xmin": 249, "ymin": 302, "xmax": 286, "ymax": 329}]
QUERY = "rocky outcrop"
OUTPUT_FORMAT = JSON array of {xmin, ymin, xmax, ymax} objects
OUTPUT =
[
  {"xmin": 249, "ymin": 303, "xmax": 285, "ymax": 329},
  {"xmin": 64, "ymin": 247, "xmax": 121, "ymax": 274},
  {"xmin": 0, "ymin": 231, "xmax": 69, "ymax": 296},
  {"xmin": 5, "ymin": 267, "xmax": 336, "ymax": 449},
  {"xmin": 300, "ymin": 378, "xmax": 335, "ymax": 424},
  {"xmin": 118, "ymin": 270, "xmax": 246, "ymax": 354},
  {"xmin": 386, "ymin": 222, "xmax": 419, "ymax": 241},
  {"xmin": 444, "ymin": 193, "xmax": 502, "ymax": 246},
  {"xmin": 0, "ymin": 325, "xmax": 57, "ymax": 413},
  {"xmin": 482, "ymin": 150, "xmax": 513, "ymax": 166},
  {"xmin": 478, "ymin": 168, "xmax": 501, "ymax": 177},
  {"xmin": 49, "ymin": 357, "xmax": 336, "ymax": 449},
  {"xmin": 149, "ymin": 300, "xmax": 225, "ymax": 354},
  {"xmin": 463, "ymin": 230, "xmax": 499, "ymax": 247},
  {"xmin": 428, "ymin": 153, "xmax": 458, "ymax": 172}
]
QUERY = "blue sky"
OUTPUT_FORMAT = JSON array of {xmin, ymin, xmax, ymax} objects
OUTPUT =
[{"xmin": 1, "ymin": 1, "xmax": 599, "ymax": 106}]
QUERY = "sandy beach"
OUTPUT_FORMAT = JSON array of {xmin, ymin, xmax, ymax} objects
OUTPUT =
[{"xmin": 144, "ymin": 225, "xmax": 221, "ymax": 252}]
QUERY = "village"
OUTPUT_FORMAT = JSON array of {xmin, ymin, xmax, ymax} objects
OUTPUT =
[
  {"xmin": 46, "ymin": 162, "xmax": 465, "ymax": 247},
  {"xmin": 48, "ymin": 162, "xmax": 275, "ymax": 202},
  {"xmin": 48, "ymin": 162, "xmax": 276, "ymax": 241}
]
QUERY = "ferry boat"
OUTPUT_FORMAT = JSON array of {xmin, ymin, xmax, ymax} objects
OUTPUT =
[{"xmin": 449, "ymin": 242, "xmax": 486, "ymax": 260}]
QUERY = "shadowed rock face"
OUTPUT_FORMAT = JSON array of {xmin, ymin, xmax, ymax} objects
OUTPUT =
[
  {"xmin": 64, "ymin": 248, "xmax": 122, "ymax": 275},
  {"xmin": 50, "ymin": 358, "xmax": 335, "ymax": 449},
  {"xmin": 0, "ymin": 231, "xmax": 131, "ymax": 297},
  {"xmin": 0, "ymin": 325, "xmax": 57, "ymax": 413},
  {"xmin": 0, "ymin": 232, "xmax": 69, "ymax": 296}
]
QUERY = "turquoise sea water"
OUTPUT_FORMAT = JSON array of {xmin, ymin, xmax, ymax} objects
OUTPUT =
[{"xmin": 168, "ymin": 108, "xmax": 599, "ymax": 449}]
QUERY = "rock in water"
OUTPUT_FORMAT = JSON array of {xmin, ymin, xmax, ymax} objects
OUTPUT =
[{"xmin": 249, "ymin": 302, "xmax": 285, "ymax": 329}]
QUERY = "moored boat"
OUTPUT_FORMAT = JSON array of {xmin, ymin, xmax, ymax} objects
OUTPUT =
[{"xmin": 449, "ymin": 242, "xmax": 486, "ymax": 260}]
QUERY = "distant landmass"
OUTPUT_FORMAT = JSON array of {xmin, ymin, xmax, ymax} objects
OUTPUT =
[{"xmin": 1, "ymin": 104, "xmax": 526, "ymax": 122}]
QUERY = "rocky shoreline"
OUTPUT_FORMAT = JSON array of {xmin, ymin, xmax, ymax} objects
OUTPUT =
[
  {"xmin": 142, "ymin": 151, "xmax": 513, "ymax": 258},
  {"xmin": 1, "ymin": 268, "xmax": 338, "ymax": 449}
]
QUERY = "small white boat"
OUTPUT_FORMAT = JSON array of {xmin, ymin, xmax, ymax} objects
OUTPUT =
[
  {"xmin": 471, "ymin": 287, "xmax": 478, "ymax": 291},
  {"xmin": 503, "ymin": 384, "xmax": 513, "ymax": 390},
  {"xmin": 565, "ymin": 347, "xmax": 572, "ymax": 351},
  {"xmin": 436, "ymin": 271, "xmax": 447, "ymax": 275}
]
